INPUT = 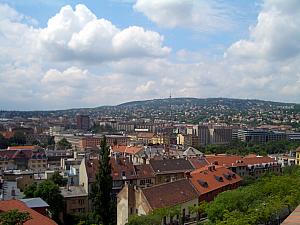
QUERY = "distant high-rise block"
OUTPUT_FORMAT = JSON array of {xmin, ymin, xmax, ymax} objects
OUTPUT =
[{"xmin": 76, "ymin": 115, "xmax": 90, "ymax": 131}]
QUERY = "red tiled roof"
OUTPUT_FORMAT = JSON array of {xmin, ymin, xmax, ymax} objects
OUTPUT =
[
  {"xmin": 205, "ymin": 155, "xmax": 245, "ymax": 168},
  {"xmin": 204, "ymin": 155, "xmax": 276, "ymax": 168},
  {"xmin": 85, "ymin": 157, "xmax": 137, "ymax": 182},
  {"xmin": 189, "ymin": 165, "xmax": 242, "ymax": 195},
  {"xmin": 282, "ymin": 204, "xmax": 300, "ymax": 224},
  {"xmin": 0, "ymin": 131, "xmax": 14, "ymax": 139},
  {"xmin": 134, "ymin": 164, "xmax": 155, "ymax": 179},
  {"xmin": 0, "ymin": 149, "xmax": 33, "ymax": 159},
  {"xmin": 111, "ymin": 145, "xmax": 143, "ymax": 155},
  {"xmin": 242, "ymin": 156, "xmax": 276, "ymax": 165},
  {"xmin": 142, "ymin": 179, "xmax": 198, "ymax": 210},
  {"xmin": 0, "ymin": 200, "xmax": 57, "ymax": 225}
]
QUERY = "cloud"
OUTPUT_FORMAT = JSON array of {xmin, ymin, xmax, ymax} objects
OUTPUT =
[
  {"xmin": 135, "ymin": 80, "xmax": 156, "ymax": 94},
  {"xmin": 227, "ymin": 0, "xmax": 300, "ymax": 61},
  {"xmin": 133, "ymin": 0, "xmax": 235, "ymax": 31},
  {"xmin": 1, "ymin": 1, "xmax": 300, "ymax": 110},
  {"xmin": 39, "ymin": 4, "xmax": 170, "ymax": 62}
]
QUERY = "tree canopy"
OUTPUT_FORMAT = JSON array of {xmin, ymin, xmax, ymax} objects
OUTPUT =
[
  {"xmin": 201, "ymin": 140, "xmax": 300, "ymax": 156},
  {"xmin": 24, "ymin": 180, "xmax": 63, "ymax": 222},
  {"xmin": 90, "ymin": 136, "xmax": 114, "ymax": 225},
  {"xmin": 50, "ymin": 171, "xmax": 67, "ymax": 187},
  {"xmin": 57, "ymin": 138, "xmax": 72, "ymax": 149},
  {"xmin": 0, "ymin": 209, "xmax": 31, "ymax": 225},
  {"xmin": 204, "ymin": 168, "xmax": 300, "ymax": 225}
]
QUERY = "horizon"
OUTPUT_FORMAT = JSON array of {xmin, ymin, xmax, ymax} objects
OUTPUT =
[
  {"xmin": 0, "ymin": 96, "xmax": 298, "ymax": 112},
  {"xmin": 0, "ymin": 1, "xmax": 300, "ymax": 110}
]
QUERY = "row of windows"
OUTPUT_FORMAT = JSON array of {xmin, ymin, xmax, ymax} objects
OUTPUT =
[{"xmin": 71, "ymin": 208, "xmax": 85, "ymax": 213}]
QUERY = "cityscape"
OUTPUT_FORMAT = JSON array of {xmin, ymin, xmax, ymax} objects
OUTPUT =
[{"xmin": 1, "ymin": 1, "xmax": 300, "ymax": 225}]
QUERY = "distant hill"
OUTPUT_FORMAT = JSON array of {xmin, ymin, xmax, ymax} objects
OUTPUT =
[{"xmin": 0, "ymin": 97, "xmax": 299, "ymax": 120}]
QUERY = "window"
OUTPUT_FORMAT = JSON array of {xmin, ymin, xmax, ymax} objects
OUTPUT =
[
  {"xmin": 140, "ymin": 180, "xmax": 145, "ymax": 185},
  {"xmin": 79, "ymin": 199, "xmax": 84, "ymax": 205},
  {"xmin": 146, "ymin": 179, "xmax": 152, "ymax": 184}
]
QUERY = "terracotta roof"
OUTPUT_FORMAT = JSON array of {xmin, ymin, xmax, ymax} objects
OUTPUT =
[
  {"xmin": 189, "ymin": 165, "xmax": 242, "ymax": 195},
  {"xmin": 0, "ymin": 149, "xmax": 33, "ymax": 159},
  {"xmin": 282, "ymin": 204, "xmax": 300, "ymax": 224},
  {"xmin": 0, "ymin": 199, "xmax": 57, "ymax": 225},
  {"xmin": 295, "ymin": 146, "xmax": 300, "ymax": 152},
  {"xmin": 110, "ymin": 158, "xmax": 137, "ymax": 180},
  {"xmin": 242, "ymin": 156, "xmax": 277, "ymax": 165},
  {"xmin": 205, "ymin": 155, "xmax": 245, "ymax": 168},
  {"xmin": 85, "ymin": 157, "xmax": 137, "ymax": 182},
  {"xmin": 204, "ymin": 155, "xmax": 277, "ymax": 168},
  {"xmin": 0, "ymin": 131, "xmax": 14, "ymax": 139},
  {"xmin": 111, "ymin": 145, "xmax": 143, "ymax": 155},
  {"xmin": 142, "ymin": 179, "xmax": 198, "ymax": 210},
  {"xmin": 149, "ymin": 158, "xmax": 194, "ymax": 174},
  {"xmin": 134, "ymin": 164, "xmax": 155, "ymax": 179}
]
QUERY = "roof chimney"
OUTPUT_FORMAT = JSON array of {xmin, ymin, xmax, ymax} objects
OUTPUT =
[{"xmin": 185, "ymin": 171, "xmax": 192, "ymax": 179}]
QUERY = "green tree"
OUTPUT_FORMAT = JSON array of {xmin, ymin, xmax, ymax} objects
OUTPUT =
[
  {"xmin": 9, "ymin": 132, "xmax": 26, "ymax": 146},
  {"xmin": 0, "ymin": 134, "xmax": 8, "ymax": 149},
  {"xmin": 57, "ymin": 138, "xmax": 72, "ymax": 149},
  {"xmin": 50, "ymin": 171, "xmax": 67, "ymax": 187},
  {"xmin": 24, "ymin": 180, "xmax": 63, "ymax": 222},
  {"xmin": 90, "ymin": 136, "xmax": 113, "ymax": 225},
  {"xmin": 23, "ymin": 182, "xmax": 37, "ymax": 198},
  {"xmin": 204, "ymin": 171, "xmax": 300, "ymax": 225},
  {"xmin": 0, "ymin": 209, "xmax": 31, "ymax": 225}
]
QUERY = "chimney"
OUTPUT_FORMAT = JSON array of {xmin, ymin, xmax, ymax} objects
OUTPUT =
[{"xmin": 185, "ymin": 171, "xmax": 192, "ymax": 179}]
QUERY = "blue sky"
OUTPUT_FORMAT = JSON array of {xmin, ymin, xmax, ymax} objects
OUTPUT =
[
  {"xmin": 2, "ymin": 0, "xmax": 260, "ymax": 53},
  {"xmin": 0, "ymin": 0, "xmax": 300, "ymax": 110}
]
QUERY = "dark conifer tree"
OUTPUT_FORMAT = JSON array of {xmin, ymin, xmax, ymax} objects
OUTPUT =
[{"xmin": 90, "ymin": 136, "xmax": 113, "ymax": 225}]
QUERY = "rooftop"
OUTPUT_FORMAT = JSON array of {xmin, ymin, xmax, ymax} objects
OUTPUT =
[
  {"xmin": 60, "ymin": 186, "xmax": 88, "ymax": 198},
  {"xmin": 142, "ymin": 179, "xmax": 198, "ymax": 210},
  {"xmin": 149, "ymin": 158, "xmax": 194, "ymax": 173},
  {"xmin": 189, "ymin": 165, "xmax": 242, "ymax": 195},
  {"xmin": 20, "ymin": 198, "xmax": 49, "ymax": 208},
  {"xmin": 282, "ymin": 204, "xmax": 300, "ymax": 224},
  {"xmin": 0, "ymin": 199, "xmax": 57, "ymax": 225}
]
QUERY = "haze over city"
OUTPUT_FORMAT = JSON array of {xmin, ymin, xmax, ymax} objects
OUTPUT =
[{"xmin": 0, "ymin": 0, "xmax": 300, "ymax": 110}]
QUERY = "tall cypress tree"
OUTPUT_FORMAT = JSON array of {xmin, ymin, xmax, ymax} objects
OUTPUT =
[{"xmin": 90, "ymin": 136, "xmax": 113, "ymax": 225}]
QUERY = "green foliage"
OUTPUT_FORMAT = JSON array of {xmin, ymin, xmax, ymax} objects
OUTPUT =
[
  {"xmin": 24, "ymin": 180, "xmax": 63, "ymax": 222},
  {"xmin": 0, "ymin": 209, "xmax": 31, "ymax": 225},
  {"xmin": 57, "ymin": 138, "xmax": 72, "ymax": 149},
  {"xmin": 126, "ymin": 206, "xmax": 180, "ymax": 225},
  {"xmin": 90, "ymin": 136, "xmax": 114, "ymax": 225},
  {"xmin": 0, "ymin": 134, "xmax": 8, "ymax": 149},
  {"xmin": 91, "ymin": 124, "xmax": 114, "ymax": 133},
  {"xmin": 9, "ymin": 131, "xmax": 26, "ymax": 146},
  {"xmin": 50, "ymin": 171, "xmax": 67, "ymax": 187},
  {"xmin": 203, "ymin": 140, "xmax": 300, "ymax": 156},
  {"xmin": 23, "ymin": 182, "xmax": 37, "ymax": 198},
  {"xmin": 205, "ymin": 168, "xmax": 300, "ymax": 225}
]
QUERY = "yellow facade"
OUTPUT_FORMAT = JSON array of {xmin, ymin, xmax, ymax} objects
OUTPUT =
[{"xmin": 296, "ymin": 151, "xmax": 300, "ymax": 165}]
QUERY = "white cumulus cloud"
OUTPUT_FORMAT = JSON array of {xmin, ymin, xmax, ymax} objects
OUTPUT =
[{"xmin": 39, "ymin": 4, "xmax": 170, "ymax": 62}]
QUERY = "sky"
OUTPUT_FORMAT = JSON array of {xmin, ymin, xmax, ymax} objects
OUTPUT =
[{"xmin": 0, "ymin": 0, "xmax": 300, "ymax": 110}]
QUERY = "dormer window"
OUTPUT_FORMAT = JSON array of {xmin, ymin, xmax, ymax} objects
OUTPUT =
[
  {"xmin": 214, "ymin": 175, "xmax": 224, "ymax": 182},
  {"xmin": 197, "ymin": 179, "xmax": 208, "ymax": 188}
]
